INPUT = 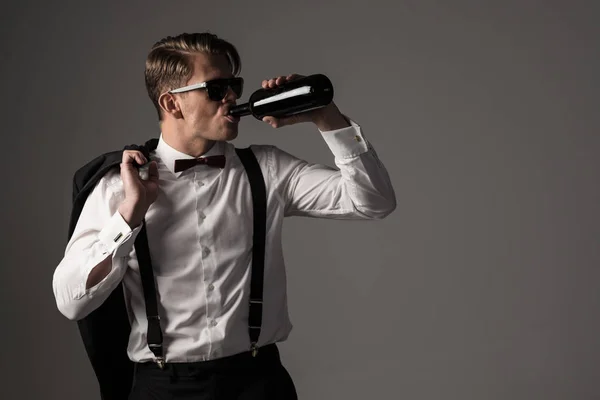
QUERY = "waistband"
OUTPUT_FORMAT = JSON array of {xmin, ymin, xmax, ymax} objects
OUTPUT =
[{"xmin": 135, "ymin": 343, "xmax": 281, "ymax": 375}]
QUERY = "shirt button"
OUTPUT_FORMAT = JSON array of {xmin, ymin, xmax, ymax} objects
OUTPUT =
[
  {"xmin": 202, "ymin": 247, "xmax": 211, "ymax": 258},
  {"xmin": 210, "ymin": 319, "xmax": 218, "ymax": 327},
  {"xmin": 198, "ymin": 211, "xmax": 206, "ymax": 220},
  {"xmin": 208, "ymin": 284, "xmax": 215, "ymax": 291}
]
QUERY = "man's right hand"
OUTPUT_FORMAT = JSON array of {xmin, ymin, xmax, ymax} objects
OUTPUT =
[{"xmin": 118, "ymin": 149, "xmax": 160, "ymax": 228}]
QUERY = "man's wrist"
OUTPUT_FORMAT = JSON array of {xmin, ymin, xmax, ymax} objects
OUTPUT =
[
  {"xmin": 312, "ymin": 103, "xmax": 351, "ymax": 132},
  {"xmin": 118, "ymin": 200, "xmax": 145, "ymax": 228}
]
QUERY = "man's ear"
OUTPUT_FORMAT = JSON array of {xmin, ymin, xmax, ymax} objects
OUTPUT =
[{"xmin": 158, "ymin": 92, "xmax": 183, "ymax": 119}]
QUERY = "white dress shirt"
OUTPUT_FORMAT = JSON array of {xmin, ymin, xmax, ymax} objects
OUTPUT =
[{"xmin": 52, "ymin": 117, "xmax": 396, "ymax": 363}]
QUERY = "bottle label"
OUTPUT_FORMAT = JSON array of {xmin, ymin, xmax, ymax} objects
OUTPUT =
[{"xmin": 253, "ymin": 86, "xmax": 312, "ymax": 107}]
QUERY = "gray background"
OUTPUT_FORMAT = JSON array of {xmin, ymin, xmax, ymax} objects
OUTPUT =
[{"xmin": 1, "ymin": 0, "xmax": 599, "ymax": 399}]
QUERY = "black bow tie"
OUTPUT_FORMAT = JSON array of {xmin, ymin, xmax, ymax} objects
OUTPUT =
[{"xmin": 173, "ymin": 155, "xmax": 226, "ymax": 173}]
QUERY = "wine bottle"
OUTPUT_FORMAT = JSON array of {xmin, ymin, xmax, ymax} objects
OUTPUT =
[{"xmin": 228, "ymin": 73, "xmax": 334, "ymax": 120}]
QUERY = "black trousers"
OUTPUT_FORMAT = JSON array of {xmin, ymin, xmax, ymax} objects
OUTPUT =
[{"xmin": 128, "ymin": 344, "xmax": 298, "ymax": 400}]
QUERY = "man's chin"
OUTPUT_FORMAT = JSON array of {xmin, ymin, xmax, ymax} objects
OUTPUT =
[
  {"xmin": 222, "ymin": 129, "xmax": 239, "ymax": 141},
  {"xmin": 196, "ymin": 126, "xmax": 238, "ymax": 142}
]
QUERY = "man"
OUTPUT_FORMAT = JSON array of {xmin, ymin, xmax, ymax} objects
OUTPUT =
[{"xmin": 53, "ymin": 32, "xmax": 396, "ymax": 399}]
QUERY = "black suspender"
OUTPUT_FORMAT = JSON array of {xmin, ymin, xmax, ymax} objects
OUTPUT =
[
  {"xmin": 135, "ymin": 147, "xmax": 267, "ymax": 368},
  {"xmin": 135, "ymin": 223, "xmax": 165, "ymax": 367},
  {"xmin": 235, "ymin": 147, "xmax": 267, "ymax": 357}
]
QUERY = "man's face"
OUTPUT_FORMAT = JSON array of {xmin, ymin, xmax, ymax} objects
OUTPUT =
[{"xmin": 174, "ymin": 52, "xmax": 240, "ymax": 142}]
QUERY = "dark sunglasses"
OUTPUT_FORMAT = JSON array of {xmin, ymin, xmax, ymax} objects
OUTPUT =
[{"xmin": 169, "ymin": 77, "xmax": 244, "ymax": 101}]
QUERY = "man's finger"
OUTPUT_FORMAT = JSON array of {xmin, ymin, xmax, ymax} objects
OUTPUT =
[
  {"xmin": 123, "ymin": 150, "xmax": 147, "ymax": 166},
  {"xmin": 147, "ymin": 161, "xmax": 159, "ymax": 181},
  {"xmin": 263, "ymin": 116, "xmax": 281, "ymax": 128}
]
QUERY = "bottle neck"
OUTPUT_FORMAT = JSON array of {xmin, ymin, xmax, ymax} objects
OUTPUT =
[{"xmin": 228, "ymin": 103, "xmax": 251, "ymax": 117}]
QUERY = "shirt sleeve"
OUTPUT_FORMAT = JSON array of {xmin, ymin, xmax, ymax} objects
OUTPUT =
[
  {"xmin": 52, "ymin": 171, "xmax": 142, "ymax": 320},
  {"xmin": 269, "ymin": 117, "xmax": 397, "ymax": 219}
]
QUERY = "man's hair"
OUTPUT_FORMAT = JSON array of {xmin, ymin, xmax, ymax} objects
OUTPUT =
[{"xmin": 144, "ymin": 32, "xmax": 242, "ymax": 121}]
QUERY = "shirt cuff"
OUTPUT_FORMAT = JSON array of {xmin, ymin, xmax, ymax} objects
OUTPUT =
[
  {"xmin": 98, "ymin": 210, "xmax": 142, "ymax": 259},
  {"xmin": 319, "ymin": 117, "xmax": 369, "ymax": 159}
]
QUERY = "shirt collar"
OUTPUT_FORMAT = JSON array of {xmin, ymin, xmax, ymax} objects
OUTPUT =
[{"xmin": 155, "ymin": 134, "xmax": 226, "ymax": 177}]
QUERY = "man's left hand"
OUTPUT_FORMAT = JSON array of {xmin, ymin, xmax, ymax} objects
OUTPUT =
[{"xmin": 261, "ymin": 74, "xmax": 350, "ymax": 131}]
